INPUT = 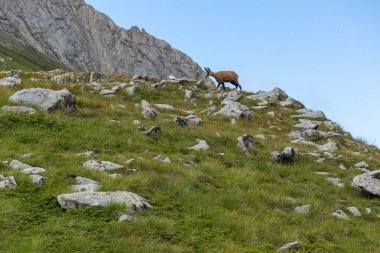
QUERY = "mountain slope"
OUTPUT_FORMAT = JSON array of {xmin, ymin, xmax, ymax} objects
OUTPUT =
[
  {"xmin": 0, "ymin": 70, "xmax": 379, "ymax": 252},
  {"xmin": 0, "ymin": 0, "xmax": 205, "ymax": 79}
]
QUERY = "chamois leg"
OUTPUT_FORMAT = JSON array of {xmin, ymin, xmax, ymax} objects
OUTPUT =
[
  {"xmin": 231, "ymin": 81, "xmax": 242, "ymax": 91},
  {"xmin": 222, "ymin": 83, "xmax": 226, "ymax": 91}
]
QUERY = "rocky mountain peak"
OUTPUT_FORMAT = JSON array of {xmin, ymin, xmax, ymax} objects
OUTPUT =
[{"xmin": 0, "ymin": 0, "xmax": 205, "ymax": 80}]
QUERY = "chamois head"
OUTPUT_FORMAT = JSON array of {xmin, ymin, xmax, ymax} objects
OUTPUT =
[{"xmin": 204, "ymin": 67, "xmax": 211, "ymax": 77}]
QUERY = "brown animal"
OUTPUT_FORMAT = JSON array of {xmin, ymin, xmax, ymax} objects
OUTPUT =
[{"xmin": 204, "ymin": 67, "xmax": 242, "ymax": 91}]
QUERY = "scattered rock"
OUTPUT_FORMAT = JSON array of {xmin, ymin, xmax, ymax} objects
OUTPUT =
[
  {"xmin": 346, "ymin": 207, "xmax": 361, "ymax": 217},
  {"xmin": 272, "ymin": 147, "xmax": 297, "ymax": 164},
  {"xmin": 184, "ymin": 89, "xmax": 199, "ymax": 103},
  {"xmin": 20, "ymin": 153, "xmax": 33, "ymax": 159},
  {"xmin": 22, "ymin": 167, "xmax": 47, "ymax": 174},
  {"xmin": 352, "ymin": 170, "xmax": 380, "ymax": 196},
  {"xmin": 277, "ymin": 241, "xmax": 301, "ymax": 251},
  {"xmin": 75, "ymin": 151, "xmax": 97, "ymax": 158},
  {"xmin": 83, "ymin": 160, "xmax": 124, "ymax": 171},
  {"xmin": 339, "ymin": 164, "xmax": 347, "ymax": 170},
  {"xmin": 189, "ymin": 139, "xmax": 209, "ymax": 150},
  {"xmin": 200, "ymin": 106, "xmax": 216, "ymax": 115},
  {"xmin": 174, "ymin": 116, "xmax": 187, "ymax": 128},
  {"xmin": 293, "ymin": 120, "xmax": 318, "ymax": 131},
  {"xmin": 142, "ymin": 126, "xmax": 161, "ymax": 136},
  {"xmin": 1, "ymin": 105, "xmax": 37, "ymax": 114},
  {"xmin": 57, "ymin": 191, "xmax": 151, "ymax": 211},
  {"xmin": 319, "ymin": 141, "xmax": 339, "ymax": 151},
  {"xmin": 100, "ymin": 89, "xmax": 115, "ymax": 96},
  {"xmin": 133, "ymin": 120, "xmax": 141, "ymax": 125},
  {"xmin": 72, "ymin": 176, "xmax": 100, "ymax": 192},
  {"xmin": 279, "ymin": 97, "xmax": 304, "ymax": 108},
  {"xmin": 9, "ymin": 160, "xmax": 32, "ymax": 169},
  {"xmin": 0, "ymin": 77, "xmax": 21, "ymax": 87},
  {"xmin": 119, "ymin": 214, "xmax": 135, "ymax": 222},
  {"xmin": 236, "ymin": 134, "xmax": 256, "ymax": 155},
  {"xmin": 247, "ymin": 87, "xmax": 288, "ymax": 101},
  {"xmin": 9, "ymin": 88, "xmax": 76, "ymax": 112},
  {"xmin": 215, "ymin": 101, "xmax": 253, "ymax": 119},
  {"xmin": 185, "ymin": 115, "xmax": 203, "ymax": 125},
  {"xmin": 365, "ymin": 208, "xmax": 371, "ymax": 214},
  {"xmin": 326, "ymin": 177, "xmax": 343, "ymax": 187},
  {"xmin": 355, "ymin": 161, "xmax": 369, "ymax": 170},
  {"xmin": 332, "ymin": 210, "xmax": 350, "ymax": 220},
  {"xmin": 291, "ymin": 110, "xmax": 326, "ymax": 120},
  {"xmin": 295, "ymin": 204, "xmax": 311, "ymax": 214},
  {"xmin": 154, "ymin": 155, "xmax": 171, "ymax": 163},
  {"xmin": 267, "ymin": 111, "xmax": 275, "ymax": 117},
  {"xmin": 222, "ymin": 90, "xmax": 242, "ymax": 102},
  {"xmin": 30, "ymin": 175, "xmax": 47, "ymax": 185},
  {"xmin": 0, "ymin": 175, "xmax": 17, "ymax": 189},
  {"xmin": 155, "ymin": 104, "xmax": 175, "ymax": 110}
]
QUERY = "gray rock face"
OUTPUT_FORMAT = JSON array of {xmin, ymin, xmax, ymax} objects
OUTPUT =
[
  {"xmin": 236, "ymin": 134, "xmax": 256, "ymax": 155},
  {"xmin": 352, "ymin": 170, "xmax": 380, "ymax": 196},
  {"xmin": 0, "ymin": 175, "xmax": 17, "ymax": 189},
  {"xmin": 9, "ymin": 88, "xmax": 76, "ymax": 112},
  {"xmin": 215, "ymin": 101, "xmax": 253, "ymax": 119},
  {"xmin": 0, "ymin": 0, "xmax": 206, "ymax": 80},
  {"xmin": 272, "ymin": 147, "xmax": 297, "ymax": 164},
  {"xmin": 2, "ymin": 105, "xmax": 36, "ymax": 114},
  {"xmin": 57, "ymin": 191, "xmax": 151, "ymax": 211}
]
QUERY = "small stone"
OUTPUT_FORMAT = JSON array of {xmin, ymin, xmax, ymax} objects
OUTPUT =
[
  {"xmin": 83, "ymin": 160, "xmax": 124, "ymax": 171},
  {"xmin": 346, "ymin": 207, "xmax": 361, "ymax": 217},
  {"xmin": 154, "ymin": 155, "xmax": 171, "ymax": 163},
  {"xmin": 185, "ymin": 115, "xmax": 203, "ymax": 125},
  {"xmin": 174, "ymin": 116, "xmax": 188, "ymax": 128},
  {"xmin": 76, "ymin": 151, "xmax": 97, "ymax": 158},
  {"xmin": 155, "ymin": 104, "xmax": 175, "ymax": 110},
  {"xmin": 272, "ymin": 147, "xmax": 297, "ymax": 164},
  {"xmin": 30, "ymin": 175, "xmax": 47, "ymax": 185},
  {"xmin": 267, "ymin": 111, "xmax": 275, "ymax": 117},
  {"xmin": 332, "ymin": 210, "xmax": 350, "ymax": 220},
  {"xmin": 22, "ymin": 167, "xmax": 47, "ymax": 174},
  {"xmin": 316, "ymin": 158, "xmax": 325, "ymax": 164},
  {"xmin": 20, "ymin": 153, "xmax": 33, "ymax": 159},
  {"xmin": 365, "ymin": 208, "xmax": 371, "ymax": 214},
  {"xmin": 133, "ymin": 120, "xmax": 141, "ymax": 125},
  {"xmin": 355, "ymin": 161, "xmax": 369, "ymax": 169},
  {"xmin": 142, "ymin": 126, "xmax": 161, "ymax": 136},
  {"xmin": 119, "ymin": 214, "xmax": 135, "ymax": 222},
  {"xmin": 319, "ymin": 141, "xmax": 339, "ymax": 151},
  {"xmin": 295, "ymin": 204, "xmax": 311, "ymax": 214},
  {"xmin": 0, "ymin": 175, "xmax": 17, "ymax": 189},
  {"xmin": 277, "ymin": 241, "xmax": 300, "ymax": 251},
  {"xmin": 2, "ymin": 106, "xmax": 37, "ymax": 114},
  {"xmin": 230, "ymin": 118, "xmax": 236, "ymax": 125},
  {"xmin": 189, "ymin": 139, "xmax": 209, "ymax": 150},
  {"xmin": 338, "ymin": 164, "xmax": 347, "ymax": 170},
  {"xmin": 236, "ymin": 134, "xmax": 256, "ymax": 155}
]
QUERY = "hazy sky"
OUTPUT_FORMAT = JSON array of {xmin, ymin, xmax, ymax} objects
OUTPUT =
[{"xmin": 86, "ymin": 0, "xmax": 380, "ymax": 147}]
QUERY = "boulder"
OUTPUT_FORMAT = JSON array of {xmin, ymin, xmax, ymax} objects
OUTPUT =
[
  {"xmin": 352, "ymin": 170, "xmax": 380, "ymax": 196},
  {"xmin": 83, "ymin": 160, "xmax": 124, "ymax": 171},
  {"xmin": 2, "ymin": 105, "xmax": 36, "ymax": 114},
  {"xmin": 9, "ymin": 88, "xmax": 76, "ymax": 112},
  {"xmin": 30, "ymin": 175, "xmax": 47, "ymax": 185},
  {"xmin": 0, "ymin": 77, "xmax": 21, "ymax": 87},
  {"xmin": 185, "ymin": 115, "xmax": 203, "ymax": 125},
  {"xmin": 189, "ymin": 139, "xmax": 209, "ymax": 150},
  {"xmin": 215, "ymin": 101, "xmax": 253, "ymax": 119},
  {"xmin": 154, "ymin": 155, "xmax": 171, "ymax": 163},
  {"xmin": 57, "ymin": 191, "xmax": 151, "ymax": 211},
  {"xmin": 142, "ymin": 126, "xmax": 161, "ymax": 136},
  {"xmin": 72, "ymin": 176, "xmax": 100, "ymax": 192},
  {"xmin": 247, "ymin": 87, "xmax": 288, "ymax": 101},
  {"xmin": 236, "ymin": 134, "xmax": 256, "ymax": 155},
  {"xmin": 293, "ymin": 120, "xmax": 319, "ymax": 131},
  {"xmin": 0, "ymin": 175, "xmax": 17, "ymax": 189},
  {"xmin": 222, "ymin": 90, "xmax": 242, "ymax": 102},
  {"xmin": 272, "ymin": 147, "xmax": 297, "ymax": 164},
  {"xmin": 291, "ymin": 110, "xmax": 326, "ymax": 120},
  {"xmin": 174, "ymin": 116, "xmax": 187, "ymax": 128}
]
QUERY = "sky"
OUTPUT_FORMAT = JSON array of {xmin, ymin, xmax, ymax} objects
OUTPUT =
[{"xmin": 86, "ymin": 0, "xmax": 380, "ymax": 147}]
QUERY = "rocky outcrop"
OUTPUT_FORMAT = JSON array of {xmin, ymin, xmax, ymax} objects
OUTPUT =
[
  {"xmin": 352, "ymin": 170, "xmax": 380, "ymax": 196},
  {"xmin": 0, "ymin": 0, "xmax": 206, "ymax": 80}
]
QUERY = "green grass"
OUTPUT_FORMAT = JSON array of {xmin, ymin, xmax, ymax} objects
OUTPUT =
[
  {"xmin": 0, "ymin": 43, "xmax": 62, "ymax": 71},
  {"xmin": 0, "ymin": 71, "xmax": 379, "ymax": 252}
]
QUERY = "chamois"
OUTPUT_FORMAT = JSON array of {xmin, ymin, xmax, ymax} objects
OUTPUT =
[{"xmin": 204, "ymin": 67, "xmax": 242, "ymax": 91}]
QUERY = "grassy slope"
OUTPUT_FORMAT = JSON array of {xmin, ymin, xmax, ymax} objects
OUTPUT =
[
  {"xmin": 0, "ymin": 71, "xmax": 379, "ymax": 253},
  {"xmin": 0, "ymin": 43, "xmax": 63, "ymax": 71}
]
